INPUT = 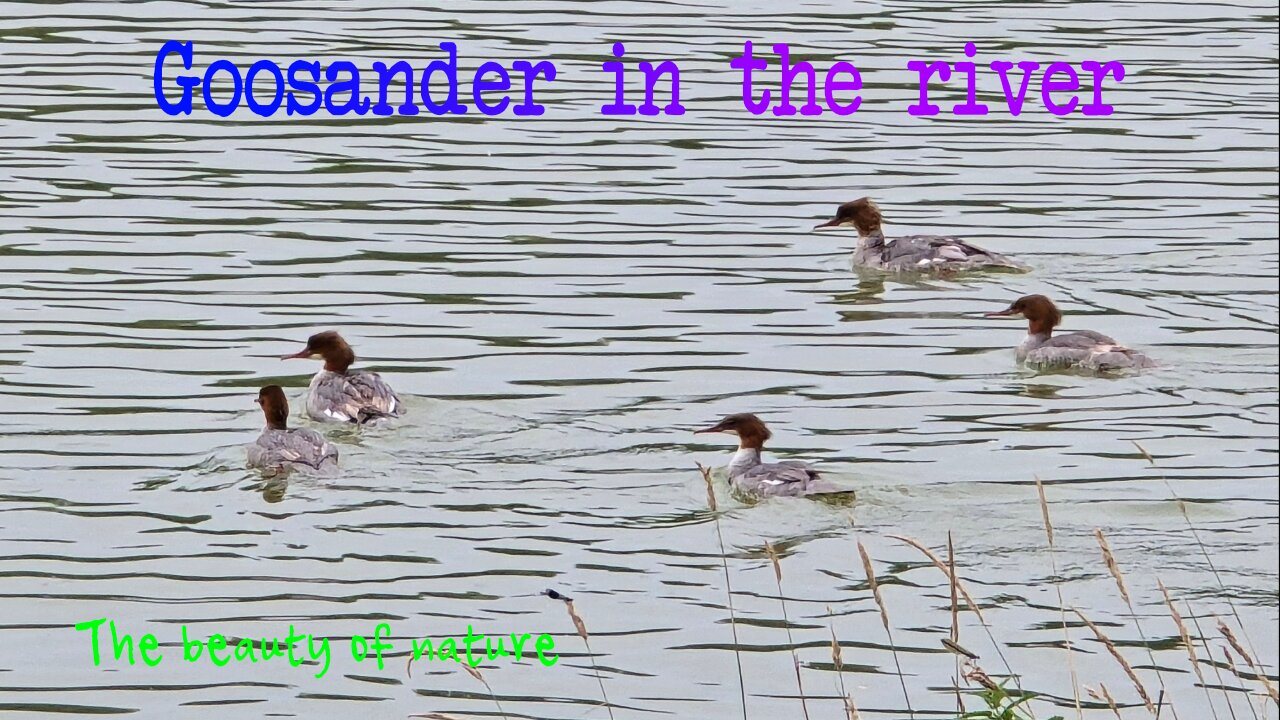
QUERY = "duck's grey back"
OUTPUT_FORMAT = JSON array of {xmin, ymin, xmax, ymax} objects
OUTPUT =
[
  {"xmin": 732, "ymin": 461, "xmax": 842, "ymax": 497},
  {"xmin": 248, "ymin": 427, "xmax": 338, "ymax": 471},
  {"xmin": 1022, "ymin": 330, "xmax": 1155, "ymax": 371},
  {"xmin": 306, "ymin": 369, "xmax": 402, "ymax": 423},
  {"xmin": 847, "ymin": 230, "xmax": 1026, "ymax": 274},
  {"xmin": 879, "ymin": 235, "xmax": 1027, "ymax": 272}
]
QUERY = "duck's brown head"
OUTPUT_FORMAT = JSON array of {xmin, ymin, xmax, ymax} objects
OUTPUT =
[
  {"xmin": 283, "ymin": 330, "xmax": 355, "ymax": 373},
  {"xmin": 986, "ymin": 294, "xmax": 1062, "ymax": 336},
  {"xmin": 694, "ymin": 413, "xmax": 773, "ymax": 450},
  {"xmin": 256, "ymin": 385, "xmax": 289, "ymax": 430},
  {"xmin": 814, "ymin": 197, "xmax": 882, "ymax": 235}
]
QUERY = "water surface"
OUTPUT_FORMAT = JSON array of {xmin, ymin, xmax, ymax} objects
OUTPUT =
[{"xmin": 0, "ymin": 0, "xmax": 1277, "ymax": 717}]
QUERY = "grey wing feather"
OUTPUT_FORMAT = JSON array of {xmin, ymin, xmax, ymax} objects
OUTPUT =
[
  {"xmin": 248, "ymin": 428, "xmax": 339, "ymax": 471},
  {"xmin": 1088, "ymin": 350, "xmax": 1158, "ymax": 371},
  {"xmin": 1028, "ymin": 331, "xmax": 1156, "ymax": 371},
  {"xmin": 1025, "ymin": 331, "xmax": 1114, "ymax": 367},
  {"xmin": 288, "ymin": 428, "xmax": 339, "ymax": 468},
  {"xmin": 311, "ymin": 370, "xmax": 402, "ymax": 424},
  {"xmin": 746, "ymin": 462, "xmax": 815, "ymax": 484},
  {"xmin": 1024, "ymin": 346, "xmax": 1095, "ymax": 368},
  {"xmin": 1043, "ymin": 330, "xmax": 1118, "ymax": 348},
  {"xmin": 883, "ymin": 235, "xmax": 1028, "ymax": 272},
  {"xmin": 735, "ymin": 462, "xmax": 842, "ymax": 497},
  {"xmin": 344, "ymin": 370, "xmax": 403, "ymax": 421}
]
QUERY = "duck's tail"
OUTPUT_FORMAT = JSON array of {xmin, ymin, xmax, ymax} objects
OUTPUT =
[
  {"xmin": 356, "ymin": 407, "xmax": 396, "ymax": 425},
  {"xmin": 1094, "ymin": 349, "xmax": 1159, "ymax": 372},
  {"xmin": 984, "ymin": 252, "xmax": 1031, "ymax": 272},
  {"xmin": 803, "ymin": 474, "xmax": 855, "ymax": 497}
]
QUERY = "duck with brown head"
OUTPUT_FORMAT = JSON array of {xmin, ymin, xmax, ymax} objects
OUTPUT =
[
  {"xmin": 247, "ymin": 385, "xmax": 339, "ymax": 472},
  {"xmin": 815, "ymin": 197, "xmax": 1028, "ymax": 274},
  {"xmin": 283, "ymin": 331, "xmax": 403, "ymax": 424},
  {"xmin": 986, "ymin": 294, "xmax": 1156, "ymax": 372},
  {"xmin": 694, "ymin": 413, "xmax": 846, "ymax": 497}
]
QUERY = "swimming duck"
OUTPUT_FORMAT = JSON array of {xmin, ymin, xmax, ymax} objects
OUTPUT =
[
  {"xmin": 815, "ymin": 198, "xmax": 1028, "ymax": 273},
  {"xmin": 694, "ymin": 413, "xmax": 842, "ymax": 497},
  {"xmin": 283, "ymin": 331, "xmax": 403, "ymax": 424},
  {"xmin": 986, "ymin": 294, "xmax": 1157, "ymax": 371},
  {"xmin": 246, "ymin": 385, "xmax": 339, "ymax": 472}
]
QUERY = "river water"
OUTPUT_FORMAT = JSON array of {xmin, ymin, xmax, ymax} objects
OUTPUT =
[{"xmin": 1, "ymin": 1, "xmax": 1276, "ymax": 718}]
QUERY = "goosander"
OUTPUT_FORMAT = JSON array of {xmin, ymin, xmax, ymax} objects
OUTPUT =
[
  {"xmin": 815, "ymin": 198, "xmax": 1028, "ymax": 273},
  {"xmin": 694, "ymin": 413, "xmax": 843, "ymax": 497},
  {"xmin": 283, "ymin": 331, "xmax": 403, "ymax": 424},
  {"xmin": 986, "ymin": 294, "xmax": 1157, "ymax": 372},
  {"xmin": 246, "ymin": 385, "xmax": 339, "ymax": 472}
]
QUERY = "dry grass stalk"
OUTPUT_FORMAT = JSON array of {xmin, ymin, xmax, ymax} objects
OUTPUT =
[
  {"xmin": 1094, "ymin": 529, "xmax": 1176, "ymax": 719},
  {"xmin": 460, "ymin": 663, "xmax": 508, "ymax": 719},
  {"xmin": 857, "ymin": 541, "xmax": 914, "ymax": 718},
  {"xmin": 963, "ymin": 659, "xmax": 1000, "ymax": 692},
  {"xmin": 1220, "ymin": 621, "xmax": 1280, "ymax": 706},
  {"xmin": 699, "ymin": 460, "xmax": 718, "ymax": 512},
  {"xmin": 407, "ymin": 641, "xmax": 508, "ymax": 720},
  {"xmin": 1159, "ymin": 580, "xmax": 1219, "ymax": 720},
  {"xmin": 765, "ymin": 541, "xmax": 810, "ymax": 720},
  {"xmin": 942, "ymin": 638, "xmax": 979, "ymax": 660},
  {"xmin": 1035, "ymin": 477, "xmax": 1084, "ymax": 719},
  {"xmin": 857, "ymin": 542, "xmax": 888, "ymax": 633},
  {"xmin": 555, "ymin": 597, "xmax": 615, "ymax": 720},
  {"xmin": 827, "ymin": 605, "xmax": 860, "ymax": 720},
  {"xmin": 1221, "ymin": 647, "xmax": 1262, "ymax": 720},
  {"xmin": 1037, "ymin": 478, "xmax": 1055, "ymax": 545},
  {"xmin": 886, "ymin": 534, "xmax": 984, "ymax": 621},
  {"xmin": 948, "ymin": 534, "xmax": 965, "ymax": 716},
  {"xmin": 697, "ymin": 462, "xmax": 748, "ymax": 720},
  {"xmin": 887, "ymin": 533, "xmax": 1024, "ymax": 699},
  {"xmin": 1133, "ymin": 442, "xmax": 1269, "ymax": 686},
  {"xmin": 1073, "ymin": 607, "xmax": 1157, "ymax": 715},
  {"xmin": 565, "ymin": 600, "xmax": 589, "ymax": 643},
  {"xmin": 1185, "ymin": 600, "xmax": 1243, "ymax": 720},
  {"xmin": 948, "ymin": 533, "xmax": 959, "ymax": 645},
  {"xmin": 1219, "ymin": 622, "xmax": 1256, "ymax": 668},
  {"xmin": 764, "ymin": 541, "xmax": 781, "ymax": 584},
  {"xmin": 1095, "ymin": 529, "xmax": 1132, "ymax": 605},
  {"xmin": 1160, "ymin": 581, "xmax": 1204, "ymax": 678},
  {"xmin": 1087, "ymin": 683, "xmax": 1124, "ymax": 720}
]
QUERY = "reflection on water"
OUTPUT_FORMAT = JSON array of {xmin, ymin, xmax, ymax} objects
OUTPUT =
[{"xmin": 0, "ymin": 0, "xmax": 1277, "ymax": 717}]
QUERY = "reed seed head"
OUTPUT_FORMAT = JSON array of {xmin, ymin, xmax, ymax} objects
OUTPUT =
[
  {"xmin": 1094, "ymin": 529, "xmax": 1132, "ymax": 605},
  {"xmin": 696, "ymin": 462, "xmax": 717, "ymax": 511},
  {"xmin": 1074, "ymin": 607, "xmax": 1156, "ymax": 715},
  {"xmin": 1096, "ymin": 683, "xmax": 1123, "ymax": 720},
  {"xmin": 856, "ymin": 541, "xmax": 889, "ymax": 631},
  {"xmin": 765, "ymin": 541, "xmax": 783, "ymax": 583},
  {"xmin": 566, "ymin": 600, "xmax": 589, "ymax": 643},
  {"xmin": 1035, "ymin": 476, "xmax": 1055, "ymax": 546},
  {"xmin": 962, "ymin": 660, "xmax": 999, "ymax": 692},
  {"xmin": 1218, "ymin": 620, "xmax": 1278, "ymax": 705},
  {"xmin": 1158, "ymin": 581, "xmax": 1206, "ymax": 685}
]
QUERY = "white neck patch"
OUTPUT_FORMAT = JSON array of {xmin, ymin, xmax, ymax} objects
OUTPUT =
[{"xmin": 728, "ymin": 448, "xmax": 761, "ymax": 475}]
